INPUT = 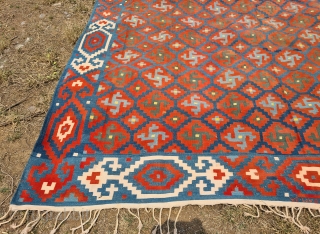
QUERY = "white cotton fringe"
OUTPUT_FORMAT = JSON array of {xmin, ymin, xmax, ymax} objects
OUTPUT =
[{"xmin": 0, "ymin": 205, "xmax": 319, "ymax": 233}]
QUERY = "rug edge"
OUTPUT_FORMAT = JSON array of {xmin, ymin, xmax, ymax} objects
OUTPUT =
[
  {"xmin": 9, "ymin": 199, "xmax": 320, "ymax": 211},
  {"xmin": 2, "ymin": 201, "xmax": 318, "ymax": 234}
]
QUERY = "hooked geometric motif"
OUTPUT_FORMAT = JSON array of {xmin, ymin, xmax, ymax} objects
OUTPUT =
[{"xmin": 11, "ymin": 0, "xmax": 320, "ymax": 212}]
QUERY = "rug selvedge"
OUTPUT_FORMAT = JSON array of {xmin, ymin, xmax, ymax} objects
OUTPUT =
[{"xmin": 3, "ymin": 0, "xmax": 320, "ymax": 233}]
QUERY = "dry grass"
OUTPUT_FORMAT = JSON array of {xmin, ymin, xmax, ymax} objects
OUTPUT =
[
  {"xmin": 0, "ymin": 38, "xmax": 10, "ymax": 54},
  {"xmin": 0, "ymin": 0, "xmax": 319, "ymax": 233},
  {"xmin": 64, "ymin": 24, "xmax": 84, "ymax": 45}
]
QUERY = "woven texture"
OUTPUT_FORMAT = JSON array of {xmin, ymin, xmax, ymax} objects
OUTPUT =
[{"xmin": 11, "ymin": 0, "xmax": 320, "ymax": 210}]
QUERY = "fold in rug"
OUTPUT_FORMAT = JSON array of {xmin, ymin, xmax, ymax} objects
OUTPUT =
[{"xmin": 3, "ymin": 0, "xmax": 320, "ymax": 233}]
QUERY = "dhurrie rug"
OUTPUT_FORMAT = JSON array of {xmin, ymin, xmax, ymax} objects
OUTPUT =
[{"xmin": 6, "ymin": 0, "xmax": 320, "ymax": 232}]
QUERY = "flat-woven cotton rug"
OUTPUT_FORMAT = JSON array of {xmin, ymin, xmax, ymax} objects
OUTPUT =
[{"xmin": 3, "ymin": 0, "xmax": 320, "ymax": 233}]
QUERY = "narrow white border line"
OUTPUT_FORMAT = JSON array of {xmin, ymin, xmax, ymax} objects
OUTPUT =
[{"xmin": 10, "ymin": 199, "xmax": 320, "ymax": 212}]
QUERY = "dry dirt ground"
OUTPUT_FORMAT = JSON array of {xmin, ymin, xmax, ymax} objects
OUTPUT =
[{"xmin": 0, "ymin": 0, "xmax": 319, "ymax": 233}]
